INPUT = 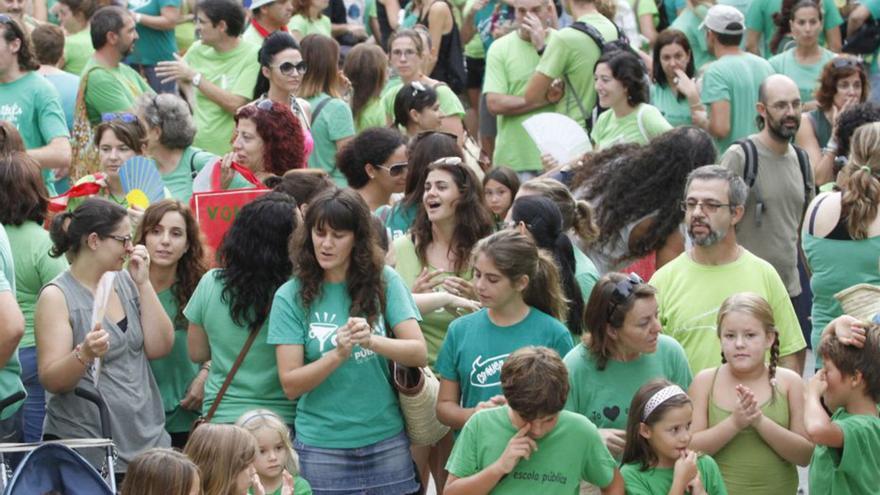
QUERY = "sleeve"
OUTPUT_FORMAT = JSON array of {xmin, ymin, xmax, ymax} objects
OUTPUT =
[
  {"xmin": 745, "ymin": 0, "xmax": 765, "ymax": 31},
  {"xmin": 434, "ymin": 320, "xmax": 460, "ymax": 381},
  {"xmin": 701, "ymin": 66, "xmax": 731, "ymax": 105},
  {"xmin": 620, "ymin": 465, "xmax": 655, "ymax": 495},
  {"xmin": 84, "ymin": 70, "xmax": 136, "ymax": 116},
  {"xmin": 366, "ymin": 0, "xmax": 377, "ymax": 19},
  {"xmin": 576, "ymin": 270, "xmax": 598, "ymax": 302},
  {"xmin": 580, "ymin": 418, "xmax": 617, "ymax": 487},
  {"xmin": 837, "ymin": 415, "xmax": 880, "ymax": 477},
  {"xmin": 768, "ymin": 54, "xmax": 783, "ymax": 73},
  {"xmin": 719, "ymin": 143, "xmax": 746, "ymax": 176},
  {"xmin": 764, "ymin": 269, "xmax": 807, "ymax": 357},
  {"xmin": 822, "ymin": 0, "xmax": 844, "ymax": 29},
  {"xmin": 563, "ymin": 348, "xmax": 583, "ymax": 413},
  {"xmin": 193, "ymin": 150, "xmax": 218, "ymax": 173},
  {"xmin": 182, "ymin": 271, "xmax": 211, "ymax": 326},
  {"xmin": 383, "ymin": 266, "xmax": 422, "ymax": 328},
  {"xmin": 289, "ymin": 15, "xmax": 307, "ymax": 34},
  {"xmin": 158, "ymin": 0, "xmax": 181, "ymax": 8},
  {"xmin": 636, "ymin": 0, "xmax": 659, "ymax": 18},
  {"xmin": 535, "ymin": 34, "xmax": 568, "ymax": 79},
  {"xmin": 643, "ymin": 105, "xmax": 672, "ymax": 138},
  {"xmin": 437, "ymin": 85, "xmax": 466, "ymax": 118},
  {"xmin": 267, "ymin": 281, "xmax": 307, "ymax": 345},
  {"xmin": 37, "ymin": 83, "xmax": 71, "ymax": 141},
  {"xmin": 552, "ymin": 326, "xmax": 575, "ymax": 358},
  {"xmin": 230, "ymin": 52, "xmax": 261, "ymax": 99},
  {"xmin": 321, "ymin": 99, "xmax": 356, "ymax": 141},
  {"xmin": 445, "ymin": 412, "xmax": 482, "ymax": 477},
  {"xmin": 666, "ymin": 338, "xmax": 694, "ymax": 390},
  {"xmin": 482, "ymin": 41, "xmax": 508, "ymax": 95},
  {"xmin": 698, "ymin": 455, "xmax": 729, "ymax": 495}
]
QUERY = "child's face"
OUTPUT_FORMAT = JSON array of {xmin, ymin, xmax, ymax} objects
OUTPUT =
[
  {"xmin": 719, "ymin": 311, "xmax": 775, "ymax": 373},
  {"xmin": 822, "ymin": 358, "xmax": 858, "ymax": 411},
  {"xmin": 509, "ymin": 408, "xmax": 560, "ymax": 439},
  {"xmin": 253, "ymin": 427, "xmax": 289, "ymax": 479},
  {"xmin": 639, "ymin": 404, "xmax": 693, "ymax": 467}
]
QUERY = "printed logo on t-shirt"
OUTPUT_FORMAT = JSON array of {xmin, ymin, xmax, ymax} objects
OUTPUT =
[
  {"xmin": 0, "ymin": 104, "xmax": 23, "ymax": 126},
  {"xmin": 510, "ymin": 470, "xmax": 569, "ymax": 486},
  {"xmin": 308, "ymin": 312, "xmax": 387, "ymax": 363},
  {"xmin": 589, "ymin": 405, "xmax": 629, "ymax": 426},
  {"xmin": 676, "ymin": 307, "xmax": 719, "ymax": 335},
  {"xmin": 470, "ymin": 353, "xmax": 509, "ymax": 388}
]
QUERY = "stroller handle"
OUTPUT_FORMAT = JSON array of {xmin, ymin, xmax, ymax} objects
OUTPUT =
[
  {"xmin": 74, "ymin": 387, "xmax": 112, "ymax": 440},
  {"xmin": 0, "ymin": 391, "xmax": 25, "ymax": 416}
]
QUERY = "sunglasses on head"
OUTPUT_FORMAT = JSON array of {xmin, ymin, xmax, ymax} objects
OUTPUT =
[
  {"xmin": 831, "ymin": 57, "xmax": 864, "ymax": 71},
  {"xmin": 101, "ymin": 112, "xmax": 138, "ymax": 123},
  {"xmin": 274, "ymin": 60, "xmax": 308, "ymax": 76},
  {"xmin": 606, "ymin": 273, "xmax": 644, "ymax": 322},
  {"xmin": 255, "ymin": 98, "xmax": 279, "ymax": 112}
]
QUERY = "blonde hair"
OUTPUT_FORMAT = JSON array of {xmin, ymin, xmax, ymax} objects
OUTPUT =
[
  {"xmin": 184, "ymin": 424, "xmax": 257, "ymax": 495},
  {"xmin": 841, "ymin": 122, "xmax": 880, "ymax": 240},
  {"xmin": 236, "ymin": 409, "xmax": 300, "ymax": 477},
  {"xmin": 520, "ymin": 178, "xmax": 598, "ymax": 245},
  {"xmin": 716, "ymin": 293, "xmax": 780, "ymax": 385},
  {"xmin": 121, "ymin": 448, "xmax": 201, "ymax": 495}
]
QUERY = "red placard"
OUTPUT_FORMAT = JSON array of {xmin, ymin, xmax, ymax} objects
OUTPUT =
[{"xmin": 191, "ymin": 188, "xmax": 269, "ymax": 254}]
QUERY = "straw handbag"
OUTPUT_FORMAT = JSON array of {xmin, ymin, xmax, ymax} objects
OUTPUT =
[
  {"xmin": 834, "ymin": 283, "xmax": 880, "ymax": 322},
  {"xmin": 391, "ymin": 363, "xmax": 449, "ymax": 446}
]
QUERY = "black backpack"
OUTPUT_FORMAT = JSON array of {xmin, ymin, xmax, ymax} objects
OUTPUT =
[{"xmin": 736, "ymin": 138, "xmax": 813, "ymax": 226}]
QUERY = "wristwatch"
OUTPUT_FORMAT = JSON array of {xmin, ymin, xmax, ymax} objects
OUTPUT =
[{"xmin": 192, "ymin": 72, "xmax": 203, "ymax": 88}]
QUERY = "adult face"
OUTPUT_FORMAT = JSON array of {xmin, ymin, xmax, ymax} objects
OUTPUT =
[
  {"xmin": 54, "ymin": 2, "xmax": 80, "ymax": 32},
  {"xmin": 144, "ymin": 210, "xmax": 189, "ymax": 269},
  {"xmin": 263, "ymin": 0, "xmax": 294, "ymax": 27},
  {"xmin": 790, "ymin": 5, "xmax": 821, "ymax": 48},
  {"xmin": 98, "ymin": 128, "xmax": 137, "ymax": 178},
  {"xmin": 311, "ymin": 224, "xmax": 355, "ymax": 275},
  {"xmin": 684, "ymin": 178, "xmax": 738, "ymax": 247},
  {"xmin": 389, "ymin": 36, "xmax": 422, "ymax": 81},
  {"xmin": 423, "ymin": 169, "xmax": 461, "ymax": 224},
  {"xmin": 232, "ymin": 118, "xmax": 265, "ymax": 172},
  {"xmin": 0, "ymin": 27, "xmax": 19, "ymax": 75},
  {"xmin": 608, "ymin": 296, "xmax": 662, "ymax": 357},
  {"xmin": 594, "ymin": 62, "xmax": 628, "ymax": 110},
  {"xmin": 90, "ymin": 216, "xmax": 134, "ymax": 272},
  {"xmin": 658, "ymin": 42, "xmax": 690, "ymax": 84},
  {"xmin": 514, "ymin": 0, "xmax": 548, "ymax": 38},
  {"xmin": 196, "ymin": 12, "xmax": 224, "ymax": 46},
  {"xmin": 368, "ymin": 144, "xmax": 408, "ymax": 194},
  {"xmin": 116, "ymin": 15, "xmax": 138, "ymax": 57},
  {"xmin": 263, "ymin": 48, "xmax": 305, "ymax": 96},
  {"xmin": 759, "ymin": 77, "xmax": 801, "ymax": 141},
  {"xmin": 833, "ymin": 72, "xmax": 863, "ymax": 109},
  {"xmin": 0, "ymin": 0, "xmax": 24, "ymax": 18}
]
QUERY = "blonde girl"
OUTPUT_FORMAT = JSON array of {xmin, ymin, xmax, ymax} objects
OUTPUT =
[
  {"xmin": 184, "ymin": 424, "xmax": 257, "ymax": 495},
  {"xmin": 121, "ymin": 448, "xmax": 202, "ymax": 495},
  {"xmin": 236, "ymin": 410, "xmax": 312, "ymax": 495},
  {"xmin": 688, "ymin": 293, "xmax": 813, "ymax": 495}
]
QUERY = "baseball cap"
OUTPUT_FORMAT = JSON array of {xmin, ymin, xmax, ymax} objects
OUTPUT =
[
  {"xmin": 249, "ymin": 0, "xmax": 278, "ymax": 10},
  {"xmin": 699, "ymin": 5, "xmax": 745, "ymax": 35}
]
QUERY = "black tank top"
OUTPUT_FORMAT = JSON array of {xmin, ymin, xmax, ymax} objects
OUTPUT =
[{"xmin": 418, "ymin": 0, "xmax": 466, "ymax": 93}]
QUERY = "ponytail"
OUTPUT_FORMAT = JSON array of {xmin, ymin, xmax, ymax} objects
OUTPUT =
[
  {"xmin": 49, "ymin": 211, "xmax": 75, "ymax": 258},
  {"xmin": 524, "ymin": 249, "xmax": 568, "ymax": 322},
  {"xmin": 49, "ymin": 198, "xmax": 128, "ymax": 259},
  {"xmin": 571, "ymin": 199, "xmax": 599, "ymax": 246},
  {"xmin": 842, "ymin": 122, "xmax": 880, "ymax": 239}
]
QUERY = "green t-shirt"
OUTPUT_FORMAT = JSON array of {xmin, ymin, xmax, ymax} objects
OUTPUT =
[
  {"xmin": 128, "ymin": 0, "xmax": 181, "ymax": 65},
  {"xmin": 377, "ymin": 201, "xmax": 418, "ymax": 240},
  {"xmin": 563, "ymin": 337, "xmax": 692, "ymax": 431},
  {"xmin": 355, "ymin": 97, "xmax": 387, "ymax": 132},
  {"xmin": 381, "ymin": 80, "xmax": 466, "ymax": 124},
  {"xmin": 288, "ymin": 14, "xmax": 332, "ymax": 37},
  {"xmin": 4, "ymin": 222, "xmax": 68, "ymax": 348},
  {"xmin": 305, "ymin": 93, "xmax": 355, "ymax": 186},
  {"xmin": 648, "ymin": 249, "xmax": 806, "ymax": 374},
  {"xmin": 621, "ymin": 455, "xmax": 728, "ymax": 495},
  {"xmin": 590, "ymin": 103, "xmax": 672, "ymax": 150},
  {"xmin": 267, "ymin": 266, "xmax": 421, "ymax": 449},
  {"xmin": 184, "ymin": 40, "xmax": 261, "ymax": 156},
  {"xmin": 745, "ymin": 0, "xmax": 843, "ymax": 57},
  {"xmin": 669, "ymin": 9, "xmax": 715, "ymax": 71},
  {"xmin": 63, "ymin": 28, "xmax": 95, "ymax": 76},
  {"xmin": 0, "ymin": 71, "xmax": 70, "ymax": 196},
  {"xmin": 535, "ymin": 13, "xmax": 618, "ymax": 129},
  {"xmin": 150, "ymin": 288, "xmax": 200, "ymax": 433},
  {"xmin": 768, "ymin": 48, "xmax": 836, "ymax": 104},
  {"xmin": 650, "ymin": 83, "xmax": 692, "ymax": 127},
  {"xmin": 447, "ymin": 407, "xmax": 618, "ymax": 492},
  {"xmin": 81, "ymin": 57, "xmax": 153, "ymax": 126},
  {"xmin": 484, "ymin": 31, "xmax": 557, "ymax": 172},
  {"xmin": 809, "ymin": 408, "xmax": 880, "ymax": 495},
  {"xmin": 435, "ymin": 308, "xmax": 574, "ymax": 409},
  {"xmin": 573, "ymin": 246, "xmax": 599, "ymax": 302},
  {"xmin": 160, "ymin": 146, "xmax": 218, "ymax": 202},
  {"xmin": 0, "ymin": 224, "xmax": 25, "ymax": 420},
  {"xmin": 248, "ymin": 477, "xmax": 312, "ymax": 495},
  {"xmin": 241, "ymin": 25, "xmax": 265, "ymax": 47},
  {"xmin": 700, "ymin": 52, "xmax": 774, "ymax": 153},
  {"xmin": 182, "ymin": 269, "xmax": 296, "ymax": 424}
]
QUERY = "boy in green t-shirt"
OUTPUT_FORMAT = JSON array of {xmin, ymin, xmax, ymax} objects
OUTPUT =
[
  {"xmin": 445, "ymin": 346, "xmax": 624, "ymax": 494},
  {"xmin": 806, "ymin": 317, "xmax": 880, "ymax": 495}
]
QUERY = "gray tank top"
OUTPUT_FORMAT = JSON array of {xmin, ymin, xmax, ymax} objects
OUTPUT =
[{"xmin": 43, "ymin": 270, "xmax": 170, "ymax": 472}]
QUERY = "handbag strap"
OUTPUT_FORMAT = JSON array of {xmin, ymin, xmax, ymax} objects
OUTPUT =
[{"xmin": 202, "ymin": 321, "xmax": 261, "ymax": 422}]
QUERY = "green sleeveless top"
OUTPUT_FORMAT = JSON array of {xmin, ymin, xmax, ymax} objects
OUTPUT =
[{"xmin": 708, "ymin": 369, "xmax": 799, "ymax": 495}]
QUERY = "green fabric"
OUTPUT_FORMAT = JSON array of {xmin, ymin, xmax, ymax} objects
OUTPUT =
[
  {"xmin": 708, "ymin": 374, "xmax": 797, "ymax": 494},
  {"xmin": 287, "ymin": 14, "xmax": 332, "ymax": 37},
  {"xmin": 461, "ymin": 0, "xmax": 487, "ymax": 58},
  {"xmin": 563, "ymin": 336, "xmax": 692, "ymax": 430},
  {"xmin": 535, "ymin": 13, "xmax": 618, "ymax": 128},
  {"xmin": 249, "ymin": 477, "xmax": 312, "ymax": 495},
  {"xmin": 590, "ymin": 103, "xmax": 672, "ymax": 150},
  {"xmin": 4, "ymin": 222, "xmax": 68, "ymax": 348},
  {"xmin": 63, "ymin": 28, "xmax": 95, "ymax": 75},
  {"xmin": 0, "ymin": 224, "xmax": 25, "ymax": 420},
  {"xmin": 381, "ymin": 80, "xmax": 466, "ymax": 123},
  {"xmin": 745, "ymin": 0, "xmax": 843, "ymax": 57},
  {"xmin": 866, "ymin": 0, "xmax": 880, "ymax": 75},
  {"xmin": 355, "ymin": 97, "xmax": 387, "ymax": 132},
  {"xmin": 649, "ymin": 249, "xmax": 806, "ymax": 375},
  {"xmin": 305, "ymin": 93, "xmax": 355, "ymax": 186},
  {"xmin": 650, "ymin": 83, "xmax": 692, "ymax": 127},
  {"xmin": 184, "ymin": 40, "xmax": 261, "ymax": 155},
  {"xmin": 446, "ymin": 407, "xmax": 618, "ymax": 492},
  {"xmin": 150, "ymin": 288, "xmax": 200, "ymax": 433},
  {"xmin": 768, "ymin": 48, "xmax": 836, "ymax": 104},
  {"xmin": 669, "ymin": 9, "xmax": 715, "ymax": 70},
  {"xmin": 267, "ymin": 266, "xmax": 420, "ymax": 449},
  {"xmin": 0, "ymin": 71, "xmax": 69, "ymax": 196},
  {"xmin": 241, "ymin": 26, "xmax": 264, "ymax": 47},
  {"xmin": 175, "ymin": 0, "xmax": 196, "ymax": 54},
  {"xmin": 81, "ymin": 57, "xmax": 153, "ymax": 126},
  {"xmin": 183, "ymin": 269, "xmax": 296, "ymax": 424},
  {"xmin": 809, "ymin": 408, "xmax": 880, "ymax": 495},
  {"xmin": 572, "ymin": 246, "xmax": 599, "ymax": 301},
  {"xmin": 435, "ymin": 308, "xmax": 574, "ymax": 409},
  {"xmin": 160, "ymin": 146, "xmax": 218, "ymax": 202},
  {"xmin": 364, "ymin": 0, "xmax": 377, "ymax": 36},
  {"xmin": 377, "ymin": 201, "xmax": 418, "ymax": 240},
  {"xmin": 484, "ymin": 31, "xmax": 556, "ymax": 172},
  {"xmin": 621, "ymin": 455, "xmax": 728, "ymax": 495},
  {"xmin": 700, "ymin": 53, "xmax": 774, "ymax": 153},
  {"xmin": 128, "ymin": 0, "xmax": 181, "ymax": 64}
]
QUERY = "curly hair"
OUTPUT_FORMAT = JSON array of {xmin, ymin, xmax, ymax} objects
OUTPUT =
[
  {"xmin": 0, "ymin": 152, "xmax": 48, "ymax": 226},
  {"xmin": 835, "ymin": 101, "xmax": 880, "ymax": 159},
  {"xmin": 299, "ymin": 34, "xmax": 342, "ymax": 99},
  {"xmin": 344, "ymin": 44, "xmax": 388, "ymax": 125},
  {"xmin": 770, "ymin": 0, "xmax": 820, "ymax": 55},
  {"xmin": 573, "ymin": 127, "xmax": 716, "ymax": 261},
  {"xmin": 134, "ymin": 200, "xmax": 207, "ymax": 325},
  {"xmin": 216, "ymin": 192, "xmax": 299, "ymax": 329},
  {"xmin": 815, "ymin": 57, "xmax": 870, "ymax": 112},
  {"xmin": 235, "ymin": 101, "xmax": 306, "ymax": 176},
  {"xmin": 336, "ymin": 127, "xmax": 406, "ymax": 188},
  {"xmin": 1, "ymin": 17, "xmax": 40, "ymax": 72},
  {"xmin": 293, "ymin": 188, "xmax": 387, "ymax": 326},
  {"xmin": 137, "ymin": 93, "xmax": 196, "ymax": 150},
  {"xmin": 652, "ymin": 29, "xmax": 694, "ymax": 88},
  {"xmin": 412, "ymin": 160, "xmax": 494, "ymax": 275},
  {"xmin": 840, "ymin": 122, "xmax": 880, "ymax": 239},
  {"xmin": 596, "ymin": 50, "xmax": 648, "ymax": 107}
]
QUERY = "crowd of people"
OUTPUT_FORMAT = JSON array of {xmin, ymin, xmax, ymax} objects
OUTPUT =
[{"xmin": 1, "ymin": 0, "xmax": 880, "ymax": 492}]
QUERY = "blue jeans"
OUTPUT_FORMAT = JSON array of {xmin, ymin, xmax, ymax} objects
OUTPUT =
[
  {"xmin": 129, "ymin": 63, "xmax": 178, "ymax": 94},
  {"xmin": 18, "ymin": 346, "xmax": 44, "ymax": 443}
]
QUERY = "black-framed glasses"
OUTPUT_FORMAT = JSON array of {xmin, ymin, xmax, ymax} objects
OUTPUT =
[
  {"xmin": 105, "ymin": 234, "xmax": 133, "ymax": 247},
  {"xmin": 376, "ymin": 161, "xmax": 408, "ymax": 177},
  {"xmin": 274, "ymin": 60, "xmax": 307, "ymax": 76},
  {"xmin": 606, "ymin": 273, "xmax": 643, "ymax": 322},
  {"xmin": 680, "ymin": 199, "xmax": 732, "ymax": 213},
  {"xmin": 101, "ymin": 112, "xmax": 138, "ymax": 123}
]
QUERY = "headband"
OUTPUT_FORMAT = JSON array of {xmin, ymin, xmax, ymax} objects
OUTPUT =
[{"xmin": 642, "ymin": 385, "xmax": 687, "ymax": 421}]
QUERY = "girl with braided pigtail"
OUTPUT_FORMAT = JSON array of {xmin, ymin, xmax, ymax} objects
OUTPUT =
[{"xmin": 687, "ymin": 293, "xmax": 814, "ymax": 495}]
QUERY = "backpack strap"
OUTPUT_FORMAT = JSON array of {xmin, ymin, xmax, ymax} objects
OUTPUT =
[
  {"xmin": 567, "ymin": 21, "xmax": 607, "ymax": 49},
  {"xmin": 310, "ymin": 96, "xmax": 332, "ymax": 126},
  {"xmin": 736, "ymin": 138, "xmax": 765, "ymax": 227},
  {"xmin": 792, "ymin": 143, "xmax": 813, "ymax": 214}
]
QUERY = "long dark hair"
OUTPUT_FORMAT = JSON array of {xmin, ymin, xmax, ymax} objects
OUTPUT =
[
  {"xmin": 49, "ymin": 198, "xmax": 127, "ymax": 259},
  {"xmin": 652, "ymin": 29, "xmax": 694, "ymax": 90},
  {"xmin": 622, "ymin": 379, "xmax": 693, "ymax": 470},
  {"xmin": 293, "ymin": 188, "xmax": 386, "ymax": 326},
  {"xmin": 343, "ymin": 44, "xmax": 388, "ymax": 126},
  {"xmin": 254, "ymin": 31, "xmax": 301, "ymax": 100},
  {"xmin": 771, "ymin": 0, "xmax": 821, "ymax": 54},
  {"xmin": 393, "ymin": 82, "xmax": 438, "ymax": 128},
  {"xmin": 511, "ymin": 196, "xmax": 584, "ymax": 335},
  {"xmin": 216, "ymin": 192, "xmax": 299, "ymax": 329},
  {"xmin": 402, "ymin": 132, "xmax": 462, "ymax": 208}
]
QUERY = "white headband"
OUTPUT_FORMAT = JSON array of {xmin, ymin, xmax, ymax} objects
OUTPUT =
[{"xmin": 642, "ymin": 385, "xmax": 687, "ymax": 421}]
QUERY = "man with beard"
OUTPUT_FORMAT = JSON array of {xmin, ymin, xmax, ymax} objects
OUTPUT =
[
  {"xmin": 0, "ymin": 0, "xmax": 41, "ymax": 34},
  {"xmin": 720, "ymin": 74, "xmax": 814, "ymax": 334},
  {"xmin": 79, "ymin": 6, "xmax": 152, "ymax": 125},
  {"xmin": 649, "ymin": 165, "xmax": 807, "ymax": 375}
]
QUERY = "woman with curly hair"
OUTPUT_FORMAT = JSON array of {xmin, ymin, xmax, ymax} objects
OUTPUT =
[
  {"xmin": 185, "ymin": 193, "xmax": 299, "ymax": 426},
  {"xmin": 336, "ymin": 127, "xmax": 407, "ymax": 212},
  {"xmin": 591, "ymin": 50, "xmax": 671, "ymax": 150},
  {"xmin": 573, "ymin": 126, "xmax": 716, "ymax": 274},
  {"xmin": 269, "ymin": 188, "xmax": 426, "ymax": 494},
  {"xmin": 343, "ymin": 43, "xmax": 389, "ymax": 132},
  {"xmin": 135, "ymin": 199, "xmax": 207, "ymax": 448}
]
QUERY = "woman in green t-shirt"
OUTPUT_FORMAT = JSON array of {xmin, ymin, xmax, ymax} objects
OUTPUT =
[
  {"xmin": 336, "ymin": 127, "xmax": 408, "ymax": 212},
  {"xmin": 134, "ymin": 199, "xmax": 207, "ymax": 448},
  {"xmin": 650, "ymin": 30, "xmax": 698, "ymax": 128},
  {"xmin": 289, "ymin": 0, "xmax": 332, "ymax": 41},
  {"xmin": 393, "ymin": 82, "xmax": 444, "ymax": 139},
  {"xmin": 343, "ymin": 43, "xmax": 390, "ymax": 132}
]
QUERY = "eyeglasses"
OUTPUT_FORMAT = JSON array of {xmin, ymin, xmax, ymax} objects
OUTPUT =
[
  {"xmin": 390, "ymin": 48, "xmax": 418, "ymax": 58},
  {"xmin": 101, "ymin": 112, "xmax": 138, "ymax": 123},
  {"xmin": 606, "ymin": 273, "xmax": 643, "ymax": 322},
  {"xmin": 376, "ymin": 161, "xmax": 408, "ymax": 177},
  {"xmin": 680, "ymin": 199, "xmax": 732, "ymax": 213},
  {"xmin": 105, "ymin": 234, "xmax": 133, "ymax": 247},
  {"xmin": 273, "ymin": 60, "xmax": 307, "ymax": 76}
]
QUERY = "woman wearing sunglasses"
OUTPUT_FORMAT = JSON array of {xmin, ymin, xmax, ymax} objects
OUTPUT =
[
  {"xmin": 336, "ymin": 127, "xmax": 408, "ymax": 212},
  {"xmin": 562, "ymin": 272, "xmax": 691, "ymax": 460}
]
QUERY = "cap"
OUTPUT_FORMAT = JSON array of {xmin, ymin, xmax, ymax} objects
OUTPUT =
[
  {"xmin": 699, "ymin": 5, "xmax": 745, "ymax": 35},
  {"xmin": 249, "ymin": 0, "xmax": 277, "ymax": 10}
]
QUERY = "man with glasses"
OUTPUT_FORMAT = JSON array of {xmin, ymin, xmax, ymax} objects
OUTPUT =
[
  {"xmin": 649, "ymin": 165, "xmax": 807, "ymax": 375},
  {"xmin": 720, "ymin": 74, "xmax": 815, "ymax": 346},
  {"xmin": 156, "ymin": 0, "xmax": 260, "ymax": 156}
]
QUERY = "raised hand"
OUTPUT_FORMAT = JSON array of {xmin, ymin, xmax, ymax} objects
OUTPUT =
[{"xmin": 494, "ymin": 425, "xmax": 538, "ymax": 474}]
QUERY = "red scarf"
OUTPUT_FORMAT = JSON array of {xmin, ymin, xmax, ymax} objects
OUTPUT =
[{"xmin": 250, "ymin": 17, "xmax": 288, "ymax": 38}]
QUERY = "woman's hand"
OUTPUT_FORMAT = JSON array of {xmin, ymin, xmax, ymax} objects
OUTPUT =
[
  {"xmin": 127, "ymin": 205, "xmax": 145, "ymax": 230},
  {"xmin": 347, "ymin": 317, "xmax": 374, "ymax": 350},
  {"xmin": 673, "ymin": 69, "xmax": 699, "ymax": 103},
  {"xmin": 444, "ymin": 294, "xmax": 481, "ymax": 317},
  {"xmin": 81, "ymin": 323, "xmax": 110, "ymax": 361},
  {"xmin": 412, "ymin": 267, "xmax": 445, "ymax": 293},
  {"xmin": 180, "ymin": 368, "xmax": 208, "ymax": 411},
  {"xmin": 599, "ymin": 428, "xmax": 626, "ymax": 457},
  {"xmin": 127, "ymin": 245, "xmax": 151, "ymax": 285},
  {"xmin": 442, "ymin": 277, "xmax": 476, "ymax": 300},
  {"xmin": 219, "ymin": 153, "xmax": 235, "ymax": 190}
]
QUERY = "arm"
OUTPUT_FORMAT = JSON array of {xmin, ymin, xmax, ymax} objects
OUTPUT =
[
  {"xmin": 796, "ymin": 112, "xmax": 836, "ymax": 186},
  {"xmin": 460, "ymin": 0, "xmax": 487, "ymax": 44},
  {"xmin": 688, "ymin": 370, "xmax": 745, "ymax": 455},
  {"xmin": 27, "ymin": 136, "xmax": 71, "ymax": 170},
  {"xmin": 187, "ymin": 323, "xmax": 211, "ymax": 363},
  {"xmin": 35, "ymin": 286, "xmax": 94, "ymax": 394},
  {"xmin": 436, "ymin": 378, "xmax": 474, "ymax": 429},
  {"xmin": 707, "ymin": 100, "xmax": 731, "ymax": 140},
  {"xmin": 128, "ymin": 246, "xmax": 174, "ymax": 359},
  {"xmin": 190, "ymin": 78, "xmax": 249, "ymax": 115},
  {"xmin": 847, "ymin": 5, "xmax": 872, "ymax": 36},
  {"xmin": 155, "ymin": 56, "xmax": 249, "ymax": 115},
  {"xmin": 824, "ymin": 25, "xmax": 841, "ymax": 53},
  {"xmin": 361, "ymin": 318, "xmax": 427, "ymax": 367},
  {"xmin": 275, "ymin": 343, "xmax": 348, "ymax": 399},
  {"xmin": 0, "ymin": 291, "xmax": 24, "ymax": 368},
  {"xmin": 380, "ymin": 0, "xmax": 402, "ymax": 31},
  {"xmin": 424, "ymin": 2, "xmax": 453, "ymax": 75},
  {"xmin": 803, "ymin": 370, "xmax": 844, "ymax": 448},
  {"xmin": 745, "ymin": 29, "xmax": 762, "ymax": 55},
  {"xmin": 778, "ymin": 349, "xmax": 805, "ymax": 376},
  {"xmin": 600, "ymin": 469, "xmax": 625, "ymax": 495},
  {"xmin": 440, "ymin": 116, "xmax": 465, "ymax": 143},
  {"xmin": 638, "ymin": 14, "xmax": 658, "ymax": 45},
  {"xmin": 524, "ymin": 72, "xmax": 553, "ymax": 106},
  {"xmin": 752, "ymin": 371, "xmax": 814, "ymax": 466},
  {"xmin": 135, "ymin": 5, "xmax": 181, "ymax": 31},
  {"xmin": 411, "ymin": 291, "xmax": 479, "ymax": 315},
  {"xmin": 485, "ymin": 92, "xmax": 550, "ymax": 116}
]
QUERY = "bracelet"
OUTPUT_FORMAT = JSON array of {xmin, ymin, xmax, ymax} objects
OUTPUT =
[
  {"xmin": 73, "ymin": 344, "xmax": 91, "ymax": 367},
  {"xmin": 200, "ymin": 361, "xmax": 211, "ymax": 373}
]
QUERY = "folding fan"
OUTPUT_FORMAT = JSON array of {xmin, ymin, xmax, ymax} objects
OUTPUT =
[{"xmin": 119, "ymin": 156, "xmax": 164, "ymax": 209}]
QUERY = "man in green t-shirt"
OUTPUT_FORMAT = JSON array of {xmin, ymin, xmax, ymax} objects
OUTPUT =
[
  {"xmin": 0, "ymin": 16, "xmax": 71, "ymax": 196},
  {"xmin": 241, "ymin": 0, "xmax": 294, "ymax": 46},
  {"xmin": 156, "ymin": 0, "xmax": 259, "ymax": 156},
  {"xmin": 0, "ymin": 223, "xmax": 26, "ymax": 436},
  {"xmin": 445, "ymin": 347, "xmax": 624, "ymax": 494},
  {"xmin": 127, "ymin": 0, "xmax": 182, "ymax": 94}
]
